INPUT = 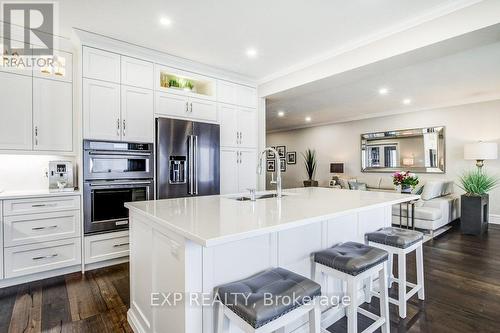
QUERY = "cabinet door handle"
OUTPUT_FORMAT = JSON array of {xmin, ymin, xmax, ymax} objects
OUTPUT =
[
  {"xmin": 32, "ymin": 225, "xmax": 58, "ymax": 231},
  {"xmin": 190, "ymin": 102, "xmax": 193, "ymax": 113},
  {"xmin": 117, "ymin": 118, "xmax": 121, "ymax": 137},
  {"xmin": 113, "ymin": 242, "xmax": 129, "ymax": 248},
  {"xmin": 31, "ymin": 203, "xmax": 56, "ymax": 208},
  {"xmin": 32, "ymin": 254, "xmax": 58, "ymax": 261},
  {"xmin": 240, "ymin": 132, "xmax": 243, "ymax": 144},
  {"xmin": 123, "ymin": 119, "xmax": 126, "ymax": 137},
  {"xmin": 185, "ymin": 102, "xmax": 189, "ymax": 113},
  {"xmin": 34, "ymin": 126, "xmax": 38, "ymax": 146}
]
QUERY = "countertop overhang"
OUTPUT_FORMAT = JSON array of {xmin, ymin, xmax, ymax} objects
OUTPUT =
[{"xmin": 125, "ymin": 187, "xmax": 419, "ymax": 247}]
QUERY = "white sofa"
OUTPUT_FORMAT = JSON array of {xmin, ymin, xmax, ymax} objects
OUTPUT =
[{"xmin": 338, "ymin": 177, "xmax": 461, "ymax": 234}]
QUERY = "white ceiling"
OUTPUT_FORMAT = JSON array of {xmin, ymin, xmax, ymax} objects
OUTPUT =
[
  {"xmin": 266, "ymin": 26, "xmax": 500, "ymax": 132},
  {"xmin": 55, "ymin": 0, "xmax": 469, "ymax": 79}
]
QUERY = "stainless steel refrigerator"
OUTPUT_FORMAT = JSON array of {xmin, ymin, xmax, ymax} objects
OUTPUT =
[{"xmin": 156, "ymin": 118, "xmax": 220, "ymax": 199}]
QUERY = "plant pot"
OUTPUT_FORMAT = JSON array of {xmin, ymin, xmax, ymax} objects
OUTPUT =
[
  {"xmin": 401, "ymin": 184, "xmax": 412, "ymax": 194},
  {"xmin": 461, "ymin": 194, "xmax": 489, "ymax": 235},
  {"xmin": 303, "ymin": 180, "xmax": 319, "ymax": 187}
]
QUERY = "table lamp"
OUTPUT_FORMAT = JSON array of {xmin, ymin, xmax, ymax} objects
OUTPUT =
[
  {"xmin": 464, "ymin": 141, "xmax": 498, "ymax": 168},
  {"xmin": 330, "ymin": 163, "xmax": 344, "ymax": 185}
]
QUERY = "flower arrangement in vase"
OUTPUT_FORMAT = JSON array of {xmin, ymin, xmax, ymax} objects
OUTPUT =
[{"xmin": 392, "ymin": 171, "xmax": 419, "ymax": 193}]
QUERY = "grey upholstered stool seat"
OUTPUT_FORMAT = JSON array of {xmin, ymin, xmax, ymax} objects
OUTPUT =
[
  {"xmin": 313, "ymin": 241, "xmax": 388, "ymax": 276},
  {"xmin": 366, "ymin": 227, "xmax": 423, "ymax": 249},
  {"xmin": 215, "ymin": 267, "xmax": 321, "ymax": 329}
]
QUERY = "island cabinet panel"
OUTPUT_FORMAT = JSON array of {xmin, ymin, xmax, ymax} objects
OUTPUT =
[
  {"xmin": 129, "ymin": 214, "xmax": 153, "ymax": 332},
  {"xmin": 201, "ymin": 233, "xmax": 276, "ymax": 333}
]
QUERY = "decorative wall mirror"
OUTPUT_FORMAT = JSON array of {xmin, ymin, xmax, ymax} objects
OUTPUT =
[{"xmin": 361, "ymin": 126, "xmax": 445, "ymax": 173}]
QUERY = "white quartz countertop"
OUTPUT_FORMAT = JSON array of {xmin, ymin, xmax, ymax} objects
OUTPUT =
[
  {"xmin": 125, "ymin": 187, "xmax": 419, "ymax": 247},
  {"xmin": 0, "ymin": 189, "xmax": 81, "ymax": 200}
]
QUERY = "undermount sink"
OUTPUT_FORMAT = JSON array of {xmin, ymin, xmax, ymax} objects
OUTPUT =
[{"xmin": 232, "ymin": 193, "xmax": 286, "ymax": 201}]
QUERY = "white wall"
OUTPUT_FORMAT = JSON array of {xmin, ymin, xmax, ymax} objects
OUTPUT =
[
  {"xmin": 266, "ymin": 100, "xmax": 500, "ymax": 215},
  {"xmin": 0, "ymin": 155, "xmax": 76, "ymax": 192}
]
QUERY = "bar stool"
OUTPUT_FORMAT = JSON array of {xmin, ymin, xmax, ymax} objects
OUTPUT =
[
  {"xmin": 214, "ymin": 267, "xmax": 321, "ymax": 333},
  {"xmin": 312, "ymin": 242, "xmax": 390, "ymax": 333},
  {"xmin": 365, "ymin": 227, "xmax": 425, "ymax": 319}
]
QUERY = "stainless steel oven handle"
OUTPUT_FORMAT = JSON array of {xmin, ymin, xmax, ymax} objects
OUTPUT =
[
  {"xmin": 88, "ymin": 181, "xmax": 153, "ymax": 187},
  {"xmin": 88, "ymin": 151, "xmax": 152, "ymax": 156}
]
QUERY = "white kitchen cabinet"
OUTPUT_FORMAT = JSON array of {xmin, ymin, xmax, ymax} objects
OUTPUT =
[
  {"xmin": 4, "ymin": 237, "xmax": 81, "ymax": 278},
  {"xmin": 219, "ymin": 104, "xmax": 238, "ymax": 147},
  {"xmin": 156, "ymin": 91, "xmax": 190, "ymax": 118},
  {"xmin": 220, "ymin": 148, "xmax": 257, "ymax": 194},
  {"xmin": 84, "ymin": 230, "xmax": 129, "ymax": 264},
  {"xmin": 156, "ymin": 91, "xmax": 217, "ymax": 122},
  {"xmin": 219, "ymin": 103, "xmax": 257, "ymax": 148},
  {"xmin": 189, "ymin": 97, "xmax": 217, "ymax": 122},
  {"xmin": 217, "ymin": 80, "xmax": 257, "ymax": 108},
  {"xmin": 217, "ymin": 80, "xmax": 237, "ymax": 104},
  {"xmin": 121, "ymin": 56, "xmax": 154, "ymax": 89},
  {"xmin": 238, "ymin": 149, "xmax": 258, "ymax": 192},
  {"xmin": 83, "ymin": 47, "xmax": 121, "ymax": 83},
  {"xmin": 220, "ymin": 149, "xmax": 239, "ymax": 194},
  {"xmin": 237, "ymin": 107, "xmax": 257, "ymax": 148},
  {"xmin": 33, "ymin": 78, "xmax": 73, "ymax": 151},
  {"xmin": 121, "ymin": 85, "xmax": 154, "ymax": 142},
  {"xmin": 0, "ymin": 72, "xmax": 33, "ymax": 150},
  {"xmin": 237, "ymin": 85, "xmax": 258, "ymax": 108},
  {"xmin": 83, "ymin": 78, "xmax": 121, "ymax": 141}
]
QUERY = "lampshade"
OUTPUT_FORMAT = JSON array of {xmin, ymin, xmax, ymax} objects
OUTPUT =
[
  {"xmin": 464, "ymin": 142, "xmax": 498, "ymax": 160},
  {"xmin": 330, "ymin": 163, "xmax": 344, "ymax": 173}
]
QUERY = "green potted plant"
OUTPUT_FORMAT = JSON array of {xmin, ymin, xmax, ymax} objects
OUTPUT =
[
  {"xmin": 458, "ymin": 168, "xmax": 499, "ymax": 235},
  {"xmin": 302, "ymin": 149, "xmax": 318, "ymax": 187}
]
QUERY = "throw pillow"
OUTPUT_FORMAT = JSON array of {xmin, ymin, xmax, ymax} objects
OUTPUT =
[
  {"xmin": 421, "ymin": 181, "xmax": 444, "ymax": 200},
  {"xmin": 441, "ymin": 181, "xmax": 454, "ymax": 196},
  {"xmin": 348, "ymin": 181, "xmax": 367, "ymax": 191}
]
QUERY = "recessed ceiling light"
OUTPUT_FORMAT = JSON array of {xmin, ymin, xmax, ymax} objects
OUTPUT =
[
  {"xmin": 305, "ymin": 116, "xmax": 312, "ymax": 122},
  {"xmin": 378, "ymin": 87, "xmax": 389, "ymax": 95},
  {"xmin": 246, "ymin": 48, "xmax": 258, "ymax": 58},
  {"xmin": 402, "ymin": 98, "xmax": 412, "ymax": 105},
  {"xmin": 160, "ymin": 17, "xmax": 172, "ymax": 27},
  {"xmin": 277, "ymin": 111, "xmax": 285, "ymax": 117}
]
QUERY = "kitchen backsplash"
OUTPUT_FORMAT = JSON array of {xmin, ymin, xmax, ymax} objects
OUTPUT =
[{"xmin": 0, "ymin": 155, "xmax": 77, "ymax": 192}]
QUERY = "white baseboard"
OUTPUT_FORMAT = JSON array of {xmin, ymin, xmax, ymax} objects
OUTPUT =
[{"xmin": 490, "ymin": 214, "xmax": 500, "ymax": 225}]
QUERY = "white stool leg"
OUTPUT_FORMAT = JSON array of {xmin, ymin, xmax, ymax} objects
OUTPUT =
[
  {"xmin": 387, "ymin": 253, "xmax": 394, "ymax": 288},
  {"xmin": 378, "ymin": 265, "xmax": 390, "ymax": 333},
  {"xmin": 397, "ymin": 252, "xmax": 407, "ymax": 319},
  {"xmin": 215, "ymin": 301, "xmax": 225, "ymax": 333},
  {"xmin": 364, "ymin": 276, "xmax": 373, "ymax": 303},
  {"xmin": 416, "ymin": 243, "xmax": 425, "ymax": 300},
  {"xmin": 347, "ymin": 279, "xmax": 358, "ymax": 333},
  {"xmin": 309, "ymin": 301, "xmax": 321, "ymax": 333}
]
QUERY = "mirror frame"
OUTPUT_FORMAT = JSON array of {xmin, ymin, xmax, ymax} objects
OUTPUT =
[{"xmin": 360, "ymin": 126, "xmax": 446, "ymax": 174}]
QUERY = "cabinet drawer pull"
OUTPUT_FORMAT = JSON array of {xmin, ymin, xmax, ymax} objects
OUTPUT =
[
  {"xmin": 185, "ymin": 101, "xmax": 189, "ymax": 112},
  {"xmin": 32, "ymin": 253, "xmax": 58, "ymax": 261},
  {"xmin": 190, "ymin": 102, "xmax": 193, "ymax": 113},
  {"xmin": 31, "ymin": 203, "xmax": 57, "ymax": 208},
  {"xmin": 113, "ymin": 243, "xmax": 129, "ymax": 248},
  {"xmin": 32, "ymin": 225, "xmax": 58, "ymax": 231}
]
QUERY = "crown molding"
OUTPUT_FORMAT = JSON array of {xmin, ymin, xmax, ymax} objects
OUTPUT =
[{"xmin": 72, "ymin": 28, "xmax": 257, "ymax": 87}]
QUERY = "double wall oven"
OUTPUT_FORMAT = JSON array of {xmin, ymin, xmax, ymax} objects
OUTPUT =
[{"xmin": 83, "ymin": 140, "xmax": 154, "ymax": 235}]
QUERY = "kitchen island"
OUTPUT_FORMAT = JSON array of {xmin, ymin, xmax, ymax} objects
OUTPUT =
[{"xmin": 125, "ymin": 187, "xmax": 418, "ymax": 333}]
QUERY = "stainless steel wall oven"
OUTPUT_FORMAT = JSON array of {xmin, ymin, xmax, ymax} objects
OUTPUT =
[{"xmin": 83, "ymin": 140, "xmax": 153, "ymax": 234}]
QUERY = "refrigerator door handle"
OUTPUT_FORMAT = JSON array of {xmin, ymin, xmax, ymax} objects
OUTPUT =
[
  {"xmin": 188, "ymin": 135, "xmax": 194, "ymax": 195},
  {"xmin": 194, "ymin": 135, "xmax": 199, "ymax": 194}
]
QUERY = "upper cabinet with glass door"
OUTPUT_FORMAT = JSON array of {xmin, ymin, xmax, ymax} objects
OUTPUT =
[{"xmin": 155, "ymin": 65, "xmax": 216, "ymax": 101}]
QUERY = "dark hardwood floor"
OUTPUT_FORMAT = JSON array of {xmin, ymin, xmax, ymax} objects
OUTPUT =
[{"xmin": 2, "ymin": 224, "xmax": 500, "ymax": 332}]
